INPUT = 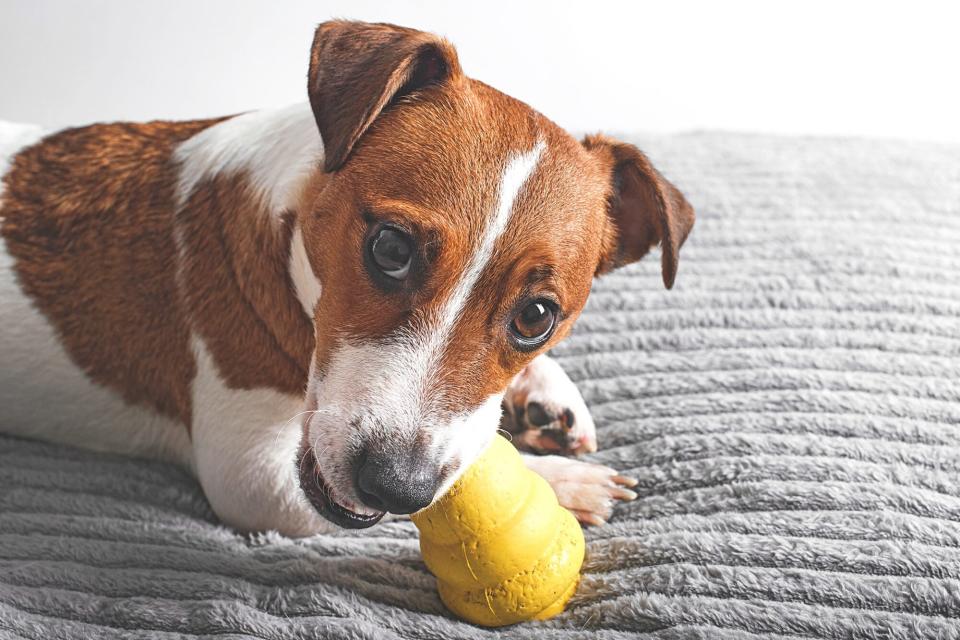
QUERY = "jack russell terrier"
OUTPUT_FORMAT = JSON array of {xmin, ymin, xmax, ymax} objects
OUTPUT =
[{"xmin": 0, "ymin": 21, "xmax": 693, "ymax": 534}]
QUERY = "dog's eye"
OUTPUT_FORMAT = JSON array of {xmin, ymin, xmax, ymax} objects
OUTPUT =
[
  {"xmin": 370, "ymin": 227, "xmax": 412, "ymax": 279},
  {"xmin": 509, "ymin": 299, "xmax": 557, "ymax": 350}
]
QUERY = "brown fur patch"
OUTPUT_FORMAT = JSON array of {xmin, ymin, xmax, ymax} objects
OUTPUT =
[
  {"xmin": 1, "ymin": 120, "xmax": 218, "ymax": 426},
  {"xmin": 1, "ymin": 118, "xmax": 316, "ymax": 432},
  {"xmin": 177, "ymin": 174, "xmax": 313, "ymax": 393}
]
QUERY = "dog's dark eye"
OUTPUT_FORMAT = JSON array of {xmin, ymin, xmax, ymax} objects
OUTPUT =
[
  {"xmin": 370, "ymin": 227, "xmax": 412, "ymax": 279},
  {"xmin": 509, "ymin": 299, "xmax": 557, "ymax": 350}
]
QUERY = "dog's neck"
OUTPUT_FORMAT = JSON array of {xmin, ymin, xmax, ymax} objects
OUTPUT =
[
  {"xmin": 175, "ymin": 103, "xmax": 322, "ymax": 218},
  {"xmin": 176, "ymin": 103, "xmax": 325, "ymax": 316}
]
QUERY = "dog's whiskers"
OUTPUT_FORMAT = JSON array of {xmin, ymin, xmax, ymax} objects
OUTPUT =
[{"xmin": 271, "ymin": 407, "xmax": 336, "ymax": 449}]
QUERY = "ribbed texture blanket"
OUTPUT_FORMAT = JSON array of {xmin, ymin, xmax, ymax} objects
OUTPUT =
[{"xmin": 2, "ymin": 132, "xmax": 960, "ymax": 639}]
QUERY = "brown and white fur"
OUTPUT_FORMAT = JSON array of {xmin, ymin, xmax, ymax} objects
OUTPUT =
[{"xmin": 0, "ymin": 21, "xmax": 693, "ymax": 534}]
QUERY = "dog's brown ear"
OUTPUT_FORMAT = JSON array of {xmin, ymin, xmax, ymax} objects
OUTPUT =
[
  {"xmin": 583, "ymin": 135, "xmax": 695, "ymax": 288},
  {"xmin": 308, "ymin": 20, "xmax": 462, "ymax": 172}
]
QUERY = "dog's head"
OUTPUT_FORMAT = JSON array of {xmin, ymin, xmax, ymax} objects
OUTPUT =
[{"xmin": 296, "ymin": 21, "xmax": 694, "ymax": 527}]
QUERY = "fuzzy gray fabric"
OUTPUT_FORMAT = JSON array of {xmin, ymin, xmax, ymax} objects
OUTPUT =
[{"xmin": 2, "ymin": 132, "xmax": 960, "ymax": 639}]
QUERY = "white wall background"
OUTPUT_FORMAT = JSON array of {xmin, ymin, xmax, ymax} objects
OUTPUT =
[{"xmin": 1, "ymin": 0, "xmax": 958, "ymax": 142}]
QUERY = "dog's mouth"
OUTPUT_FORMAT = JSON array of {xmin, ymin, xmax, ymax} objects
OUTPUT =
[{"xmin": 297, "ymin": 445, "xmax": 384, "ymax": 529}]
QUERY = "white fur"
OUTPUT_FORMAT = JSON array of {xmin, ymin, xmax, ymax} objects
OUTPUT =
[
  {"xmin": 304, "ymin": 140, "xmax": 546, "ymax": 509},
  {"xmin": 437, "ymin": 139, "xmax": 545, "ymax": 332},
  {"xmin": 289, "ymin": 225, "xmax": 323, "ymax": 317},
  {"xmin": 174, "ymin": 103, "xmax": 322, "ymax": 216},
  {"xmin": 189, "ymin": 336, "xmax": 330, "ymax": 535}
]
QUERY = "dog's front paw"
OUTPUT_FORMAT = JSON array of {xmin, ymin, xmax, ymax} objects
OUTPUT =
[
  {"xmin": 523, "ymin": 455, "xmax": 637, "ymax": 526},
  {"xmin": 502, "ymin": 354, "xmax": 597, "ymax": 456}
]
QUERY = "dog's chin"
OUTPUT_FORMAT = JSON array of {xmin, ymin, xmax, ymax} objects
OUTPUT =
[{"xmin": 297, "ymin": 444, "xmax": 384, "ymax": 529}]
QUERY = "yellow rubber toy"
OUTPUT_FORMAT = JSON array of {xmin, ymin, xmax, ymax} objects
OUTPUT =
[{"xmin": 411, "ymin": 435, "xmax": 585, "ymax": 627}]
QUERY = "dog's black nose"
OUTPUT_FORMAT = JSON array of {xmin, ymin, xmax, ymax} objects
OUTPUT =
[{"xmin": 355, "ymin": 449, "xmax": 439, "ymax": 514}]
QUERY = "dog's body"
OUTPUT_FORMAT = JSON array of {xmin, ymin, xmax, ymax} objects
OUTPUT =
[{"xmin": 0, "ymin": 22, "xmax": 693, "ymax": 535}]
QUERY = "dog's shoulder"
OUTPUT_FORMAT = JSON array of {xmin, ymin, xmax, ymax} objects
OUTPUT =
[{"xmin": 0, "ymin": 117, "xmax": 224, "ymax": 426}]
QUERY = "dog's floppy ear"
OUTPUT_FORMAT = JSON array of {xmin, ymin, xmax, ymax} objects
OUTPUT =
[
  {"xmin": 308, "ymin": 20, "xmax": 462, "ymax": 172},
  {"xmin": 583, "ymin": 135, "xmax": 695, "ymax": 288}
]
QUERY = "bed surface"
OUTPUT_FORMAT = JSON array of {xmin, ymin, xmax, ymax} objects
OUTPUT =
[{"xmin": 2, "ymin": 129, "xmax": 960, "ymax": 639}]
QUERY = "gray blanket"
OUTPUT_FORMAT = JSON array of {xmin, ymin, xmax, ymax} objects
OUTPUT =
[{"xmin": 2, "ymin": 132, "xmax": 960, "ymax": 639}]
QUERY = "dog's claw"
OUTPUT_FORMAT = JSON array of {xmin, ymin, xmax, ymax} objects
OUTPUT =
[
  {"xmin": 610, "ymin": 486, "xmax": 638, "ymax": 502},
  {"xmin": 572, "ymin": 510, "xmax": 606, "ymax": 527}
]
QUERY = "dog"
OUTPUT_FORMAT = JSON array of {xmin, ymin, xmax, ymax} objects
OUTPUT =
[{"xmin": 0, "ymin": 21, "xmax": 694, "ymax": 535}]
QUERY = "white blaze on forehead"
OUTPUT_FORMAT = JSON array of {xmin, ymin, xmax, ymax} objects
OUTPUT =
[
  {"xmin": 436, "ymin": 139, "xmax": 546, "ymax": 333},
  {"xmin": 385, "ymin": 137, "xmax": 547, "ymax": 415}
]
